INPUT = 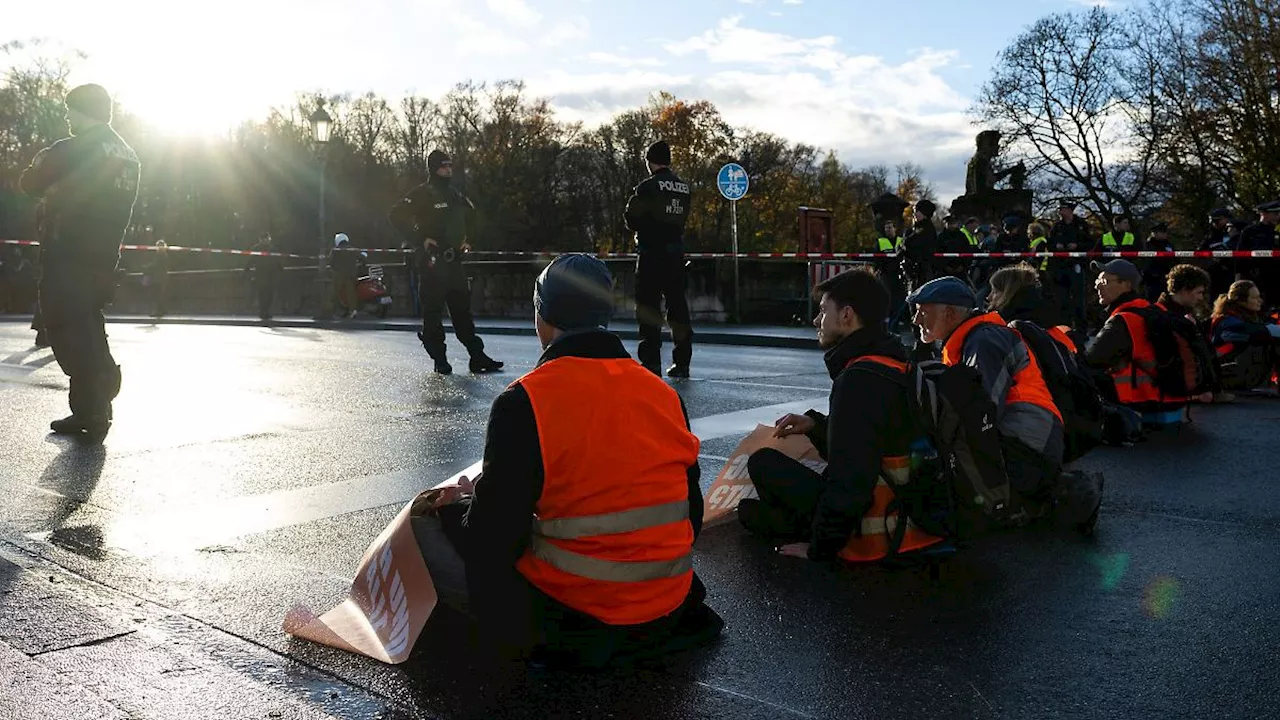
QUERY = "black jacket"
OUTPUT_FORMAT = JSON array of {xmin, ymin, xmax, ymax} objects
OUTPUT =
[
  {"xmin": 801, "ymin": 328, "xmax": 917, "ymax": 561},
  {"xmin": 902, "ymin": 220, "xmax": 939, "ymax": 282},
  {"xmin": 19, "ymin": 124, "xmax": 140, "ymax": 275},
  {"xmin": 389, "ymin": 178, "xmax": 473, "ymax": 271},
  {"xmin": 1083, "ymin": 291, "xmax": 1141, "ymax": 372},
  {"xmin": 460, "ymin": 330, "xmax": 710, "ymax": 665},
  {"xmin": 624, "ymin": 167, "xmax": 690, "ymax": 253},
  {"xmin": 997, "ymin": 285, "xmax": 1064, "ymax": 329}
]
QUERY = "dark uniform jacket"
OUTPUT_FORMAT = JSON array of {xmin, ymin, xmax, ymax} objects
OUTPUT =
[
  {"xmin": 457, "ymin": 330, "xmax": 714, "ymax": 666},
  {"xmin": 902, "ymin": 220, "xmax": 938, "ymax": 283},
  {"xmin": 19, "ymin": 124, "xmax": 140, "ymax": 276},
  {"xmin": 800, "ymin": 329, "xmax": 918, "ymax": 561},
  {"xmin": 1083, "ymin": 291, "xmax": 1141, "ymax": 373},
  {"xmin": 389, "ymin": 179, "xmax": 474, "ymax": 279},
  {"xmin": 624, "ymin": 167, "xmax": 690, "ymax": 254}
]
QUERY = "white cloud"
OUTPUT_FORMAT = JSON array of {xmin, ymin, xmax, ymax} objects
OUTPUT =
[
  {"xmin": 586, "ymin": 52, "xmax": 665, "ymax": 68},
  {"xmin": 542, "ymin": 16, "xmax": 591, "ymax": 46},
  {"xmin": 783, "ymin": 0, "xmax": 804, "ymax": 5},
  {"xmin": 486, "ymin": 0, "xmax": 542, "ymax": 27},
  {"xmin": 540, "ymin": 17, "xmax": 977, "ymax": 200}
]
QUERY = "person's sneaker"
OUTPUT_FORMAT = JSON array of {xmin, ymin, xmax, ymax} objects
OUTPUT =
[
  {"xmin": 666, "ymin": 364, "xmax": 691, "ymax": 379},
  {"xmin": 1055, "ymin": 470, "xmax": 1104, "ymax": 536},
  {"xmin": 469, "ymin": 355, "xmax": 504, "ymax": 374},
  {"xmin": 433, "ymin": 359, "xmax": 453, "ymax": 375}
]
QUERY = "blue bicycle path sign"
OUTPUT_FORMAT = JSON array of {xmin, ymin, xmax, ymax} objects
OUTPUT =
[{"xmin": 717, "ymin": 163, "xmax": 749, "ymax": 201}]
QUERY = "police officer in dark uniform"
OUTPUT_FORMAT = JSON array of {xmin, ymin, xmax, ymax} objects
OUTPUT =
[
  {"xmin": 901, "ymin": 199, "xmax": 939, "ymax": 291},
  {"xmin": 389, "ymin": 150, "xmax": 503, "ymax": 375},
  {"xmin": 19, "ymin": 84, "xmax": 138, "ymax": 439},
  {"xmin": 625, "ymin": 140, "xmax": 693, "ymax": 378},
  {"xmin": 1049, "ymin": 199, "xmax": 1090, "ymax": 329},
  {"xmin": 1239, "ymin": 200, "xmax": 1280, "ymax": 309}
]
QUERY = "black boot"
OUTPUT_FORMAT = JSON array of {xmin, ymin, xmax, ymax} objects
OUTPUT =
[
  {"xmin": 433, "ymin": 358, "xmax": 453, "ymax": 375},
  {"xmin": 469, "ymin": 353, "xmax": 504, "ymax": 374},
  {"xmin": 1054, "ymin": 470, "xmax": 1105, "ymax": 536},
  {"xmin": 666, "ymin": 363, "xmax": 690, "ymax": 379}
]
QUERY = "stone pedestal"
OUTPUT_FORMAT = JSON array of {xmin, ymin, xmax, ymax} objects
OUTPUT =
[{"xmin": 949, "ymin": 189, "xmax": 1034, "ymax": 224}]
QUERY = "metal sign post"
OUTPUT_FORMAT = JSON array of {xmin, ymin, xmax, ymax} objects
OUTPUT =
[{"xmin": 717, "ymin": 163, "xmax": 749, "ymax": 322}]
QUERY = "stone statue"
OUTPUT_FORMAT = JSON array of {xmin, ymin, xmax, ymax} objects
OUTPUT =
[
  {"xmin": 965, "ymin": 130, "xmax": 1026, "ymax": 195},
  {"xmin": 951, "ymin": 130, "xmax": 1033, "ymax": 225}
]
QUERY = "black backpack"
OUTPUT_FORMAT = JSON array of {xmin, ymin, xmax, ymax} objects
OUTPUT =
[
  {"xmin": 1007, "ymin": 320, "xmax": 1105, "ymax": 463},
  {"xmin": 1122, "ymin": 306, "xmax": 1213, "ymax": 398}
]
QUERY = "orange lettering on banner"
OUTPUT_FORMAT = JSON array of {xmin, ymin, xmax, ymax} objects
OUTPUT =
[{"xmin": 702, "ymin": 425, "xmax": 825, "ymax": 528}]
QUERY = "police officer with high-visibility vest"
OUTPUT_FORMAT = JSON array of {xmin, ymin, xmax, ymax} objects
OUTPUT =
[
  {"xmin": 453, "ymin": 253, "xmax": 722, "ymax": 667},
  {"xmin": 1098, "ymin": 216, "xmax": 1137, "ymax": 252},
  {"xmin": 741, "ymin": 267, "xmax": 946, "ymax": 562}
]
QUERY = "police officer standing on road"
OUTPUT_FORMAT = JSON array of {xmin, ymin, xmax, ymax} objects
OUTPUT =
[
  {"xmin": 625, "ymin": 140, "xmax": 693, "ymax": 378},
  {"xmin": 389, "ymin": 150, "xmax": 503, "ymax": 376},
  {"xmin": 19, "ymin": 84, "xmax": 138, "ymax": 439},
  {"xmin": 1049, "ymin": 200, "xmax": 1090, "ymax": 329}
]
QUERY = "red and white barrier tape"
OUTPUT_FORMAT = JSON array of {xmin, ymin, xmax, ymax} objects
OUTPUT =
[{"xmin": 3, "ymin": 239, "xmax": 1277, "ymax": 260}]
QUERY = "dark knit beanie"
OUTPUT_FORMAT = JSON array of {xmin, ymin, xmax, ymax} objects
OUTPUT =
[
  {"xmin": 645, "ymin": 140, "xmax": 672, "ymax": 165},
  {"xmin": 534, "ymin": 254, "xmax": 614, "ymax": 331},
  {"xmin": 65, "ymin": 84, "xmax": 113, "ymax": 123},
  {"xmin": 428, "ymin": 150, "xmax": 452, "ymax": 174}
]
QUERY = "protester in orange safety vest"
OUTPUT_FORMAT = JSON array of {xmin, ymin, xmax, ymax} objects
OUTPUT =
[
  {"xmin": 1158, "ymin": 264, "xmax": 1232, "ymax": 403},
  {"xmin": 910, "ymin": 276, "xmax": 1077, "ymax": 521},
  {"xmin": 1083, "ymin": 259, "xmax": 1188, "ymax": 427},
  {"xmin": 741, "ymin": 267, "xmax": 946, "ymax": 562},
  {"xmin": 1210, "ymin": 280, "xmax": 1280, "ymax": 391},
  {"xmin": 425, "ymin": 253, "xmax": 722, "ymax": 669}
]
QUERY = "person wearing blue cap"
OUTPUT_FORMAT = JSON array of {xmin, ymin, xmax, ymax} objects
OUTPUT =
[
  {"xmin": 448, "ymin": 253, "xmax": 722, "ymax": 668},
  {"xmin": 909, "ymin": 276, "xmax": 1083, "ymax": 527}
]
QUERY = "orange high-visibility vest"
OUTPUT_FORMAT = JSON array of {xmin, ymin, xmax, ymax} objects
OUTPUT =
[
  {"xmin": 1048, "ymin": 325, "xmax": 1079, "ymax": 355},
  {"xmin": 942, "ymin": 313, "xmax": 1063, "ymax": 422},
  {"xmin": 836, "ymin": 354, "xmax": 944, "ymax": 563},
  {"xmin": 1107, "ymin": 298, "xmax": 1168, "ymax": 406},
  {"xmin": 515, "ymin": 355, "xmax": 700, "ymax": 626}
]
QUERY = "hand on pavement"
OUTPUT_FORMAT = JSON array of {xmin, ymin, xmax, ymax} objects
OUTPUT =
[{"xmin": 777, "ymin": 542, "xmax": 810, "ymax": 559}]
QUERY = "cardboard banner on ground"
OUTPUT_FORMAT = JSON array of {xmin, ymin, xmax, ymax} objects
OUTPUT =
[
  {"xmin": 703, "ymin": 425, "xmax": 826, "ymax": 528},
  {"xmin": 283, "ymin": 460, "xmax": 482, "ymax": 664}
]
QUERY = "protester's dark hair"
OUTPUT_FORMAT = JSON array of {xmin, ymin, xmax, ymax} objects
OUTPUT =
[
  {"xmin": 1166, "ymin": 264, "xmax": 1211, "ymax": 294},
  {"xmin": 987, "ymin": 263, "xmax": 1040, "ymax": 312},
  {"xmin": 813, "ymin": 267, "xmax": 889, "ymax": 325},
  {"xmin": 1213, "ymin": 280, "xmax": 1258, "ymax": 318}
]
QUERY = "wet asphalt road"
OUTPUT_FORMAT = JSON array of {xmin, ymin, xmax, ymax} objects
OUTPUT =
[{"xmin": 0, "ymin": 319, "xmax": 1277, "ymax": 720}]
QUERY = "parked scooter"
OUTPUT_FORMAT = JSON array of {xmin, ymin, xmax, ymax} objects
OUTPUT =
[{"xmin": 356, "ymin": 260, "xmax": 393, "ymax": 318}]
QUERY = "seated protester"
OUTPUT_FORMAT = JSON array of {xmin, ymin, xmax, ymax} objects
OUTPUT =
[
  {"xmin": 437, "ymin": 254, "xmax": 722, "ymax": 669},
  {"xmin": 910, "ymin": 277, "xmax": 1077, "ymax": 524},
  {"xmin": 741, "ymin": 268, "xmax": 944, "ymax": 562},
  {"xmin": 1210, "ymin": 280, "xmax": 1280, "ymax": 391},
  {"xmin": 1083, "ymin": 259, "xmax": 1188, "ymax": 428},
  {"xmin": 1158, "ymin": 264, "xmax": 1231, "ymax": 403},
  {"xmin": 988, "ymin": 263, "xmax": 1073, "ymax": 341}
]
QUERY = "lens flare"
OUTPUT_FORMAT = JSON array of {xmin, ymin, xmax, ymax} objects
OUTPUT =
[{"xmin": 1143, "ymin": 575, "xmax": 1180, "ymax": 619}]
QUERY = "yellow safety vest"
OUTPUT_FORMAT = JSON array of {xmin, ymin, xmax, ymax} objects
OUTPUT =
[
  {"xmin": 1030, "ymin": 236, "xmax": 1049, "ymax": 271},
  {"xmin": 877, "ymin": 236, "xmax": 903, "ymax": 252},
  {"xmin": 961, "ymin": 227, "xmax": 979, "ymax": 247},
  {"xmin": 1101, "ymin": 232, "xmax": 1135, "ymax": 248}
]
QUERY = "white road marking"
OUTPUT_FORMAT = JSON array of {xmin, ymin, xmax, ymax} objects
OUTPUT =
[{"xmin": 64, "ymin": 396, "xmax": 829, "ymax": 553}]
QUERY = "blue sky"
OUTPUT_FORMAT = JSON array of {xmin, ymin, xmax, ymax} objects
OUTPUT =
[{"xmin": 4, "ymin": 0, "xmax": 1112, "ymax": 200}]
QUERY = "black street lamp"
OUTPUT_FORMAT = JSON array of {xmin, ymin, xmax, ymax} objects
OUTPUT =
[{"xmin": 310, "ymin": 98, "xmax": 333, "ymax": 320}]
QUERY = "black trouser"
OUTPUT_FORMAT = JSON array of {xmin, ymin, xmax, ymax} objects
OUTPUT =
[
  {"xmin": 419, "ymin": 266, "xmax": 483, "ymax": 361},
  {"xmin": 743, "ymin": 448, "xmax": 824, "ymax": 539},
  {"xmin": 256, "ymin": 280, "xmax": 275, "ymax": 319},
  {"xmin": 635, "ymin": 251, "xmax": 692, "ymax": 369},
  {"xmin": 40, "ymin": 267, "xmax": 121, "ymax": 420}
]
